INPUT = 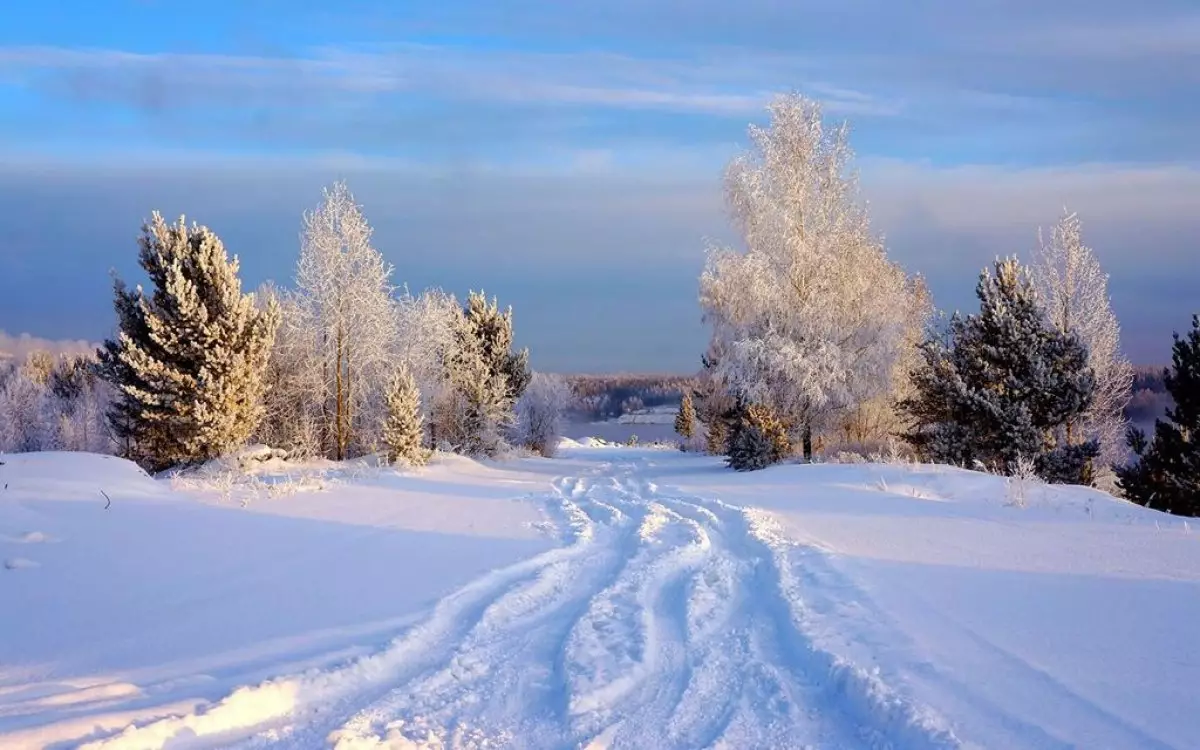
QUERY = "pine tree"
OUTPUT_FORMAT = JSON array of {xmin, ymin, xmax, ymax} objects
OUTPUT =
[
  {"xmin": 97, "ymin": 213, "xmax": 279, "ymax": 471},
  {"xmin": 902, "ymin": 258, "xmax": 1097, "ymax": 482},
  {"xmin": 433, "ymin": 291, "xmax": 528, "ymax": 457},
  {"xmin": 727, "ymin": 403, "xmax": 790, "ymax": 471},
  {"xmin": 675, "ymin": 391, "xmax": 697, "ymax": 442},
  {"xmin": 383, "ymin": 366, "xmax": 428, "ymax": 466},
  {"xmin": 1117, "ymin": 315, "xmax": 1200, "ymax": 514},
  {"xmin": 463, "ymin": 291, "xmax": 530, "ymax": 401}
]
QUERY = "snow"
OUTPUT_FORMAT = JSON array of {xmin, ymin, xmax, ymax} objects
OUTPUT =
[{"xmin": 3, "ymin": 446, "xmax": 1199, "ymax": 749}]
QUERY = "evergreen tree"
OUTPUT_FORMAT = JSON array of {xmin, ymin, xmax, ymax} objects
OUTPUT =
[
  {"xmin": 433, "ymin": 291, "xmax": 528, "ymax": 457},
  {"xmin": 383, "ymin": 366, "xmax": 428, "ymax": 466},
  {"xmin": 97, "ymin": 213, "xmax": 278, "ymax": 471},
  {"xmin": 902, "ymin": 258, "xmax": 1097, "ymax": 482},
  {"xmin": 463, "ymin": 291, "xmax": 530, "ymax": 401},
  {"xmin": 696, "ymin": 349, "xmax": 736, "ymax": 455},
  {"xmin": 434, "ymin": 299, "xmax": 514, "ymax": 457},
  {"xmin": 1117, "ymin": 315, "xmax": 1200, "ymax": 514},
  {"xmin": 727, "ymin": 403, "xmax": 790, "ymax": 471},
  {"xmin": 675, "ymin": 391, "xmax": 697, "ymax": 442}
]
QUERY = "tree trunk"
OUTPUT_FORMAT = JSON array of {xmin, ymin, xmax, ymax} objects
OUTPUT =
[
  {"xmin": 335, "ymin": 324, "xmax": 344, "ymax": 461},
  {"xmin": 802, "ymin": 423, "xmax": 813, "ymax": 462}
]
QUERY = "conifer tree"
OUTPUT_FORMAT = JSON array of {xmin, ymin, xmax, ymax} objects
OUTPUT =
[
  {"xmin": 463, "ymin": 291, "xmax": 530, "ymax": 401},
  {"xmin": 727, "ymin": 403, "xmax": 790, "ymax": 471},
  {"xmin": 433, "ymin": 291, "xmax": 528, "ymax": 456},
  {"xmin": 1117, "ymin": 315, "xmax": 1200, "ymax": 514},
  {"xmin": 675, "ymin": 391, "xmax": 697, "ymax": 442},
  {"xmin": 97, "ymin": 213, "xmax": 278, "ymax": 471},
  {"xmin": 383, "ymin": 366, "xmax": 428, "ymax": 466},
  {"xmin": 902, "ymin": 258, "xmax": 1097, "ymax": 482}
]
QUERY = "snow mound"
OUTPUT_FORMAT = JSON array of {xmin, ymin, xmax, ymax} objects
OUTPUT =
[
  {"xmin": 0, "ymin": 452, "xmax": 158, "ymax": 503},
  {"xmin": 4, "ymin": 557, "xmax": 39, "ymax": 570}
]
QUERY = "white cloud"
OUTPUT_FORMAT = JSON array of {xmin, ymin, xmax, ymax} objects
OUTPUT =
[{"xmin": 0, "ymin": 43, "xmax": 896, "ymax": 118}]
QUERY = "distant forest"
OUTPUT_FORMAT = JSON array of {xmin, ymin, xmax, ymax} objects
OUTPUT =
[
  {"xmin": 566, "ymin": 368, "xmax": 1175, "ymax": 427},
  {"xmin": 564, "ymin": 374, "xmax": 691, "ymax": 421},
  {"xmin": 1128, "ymin": 366, "xmax": 1174, "ymax": 426}
]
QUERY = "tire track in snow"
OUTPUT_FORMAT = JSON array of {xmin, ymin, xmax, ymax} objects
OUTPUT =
[
  {"xmin": 641, "ymin": 471, "xmax": 963, "ymax": 750},
  {"xmin": 77, "ymin": 471, "xmax": 617, "ymax": 750},
  {"xmin": 77, "ymin": 457, "xmax": 963, "ymax": 750}
]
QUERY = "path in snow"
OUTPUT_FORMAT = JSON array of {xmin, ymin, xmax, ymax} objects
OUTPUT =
[{"xmin": 82, "ymin": 458, "xmax": 959, "ymax": 750}]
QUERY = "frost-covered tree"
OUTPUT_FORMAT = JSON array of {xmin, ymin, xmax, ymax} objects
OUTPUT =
[
  {"xmin": 1117, "ymin": 315, "xmax": 1200, "ymax": 515},
  {"xmin": 1032, "ymin": 210, "xmax": 1134, "ymax": 486},
  {"xmin": 675, "ymin": 391, "xmax": 697, "ymax": 441},
  {"xmin": 0, "ymin": 357, "xmax": 53, "ymax": 453},
  {"xmin": 431, "ymin": 291, "xmax": 527, "ymax": 457},
  {"xmin": 700, "ymin": 94, "xmax": 927, "ymax": 460},
  {"xmin": 255, "ymin": 283, "xmax": 324, "ymax": 457},
  {"xmin": 23, "ymin": 350, "xmax": 55, "ymax": 386},
  {"xmin": 383, "ymin": 365, "xmax": 428, "ymax": 466},
  {"xmin": 694, "ymin": 348, "xmax": 737, "ymax": 455},
  {"xmin": 291, "ymin": 182, "xmax": 397, "ymax": 459},
  {"xmin": 514, "ymin": 372, "xmax": 571, "ymax": 457},
  {"xmin": 395, "ymin": 287, "xmax": 461, "ymax": 412},
  {"xmin": 48, "ymin": 354, "xmax": 112, "ymax": 453},
  {"xmin": 902, "ymin": 258, "xmax": 1097, "ymax": 483},
  {"xmin": 463, "ymin": 291, "xmax": 531, "ymax": 402},
  {"xmin": 97, "ymin": 213, "xmax": 278, "ymax": 470},
  {"xmin": 727, "ymin": 403, "xmax": 790, "ymax": 471},
  {"xmin": 433, "ymin": 299, "xmax": 514, "ymax": 457}
]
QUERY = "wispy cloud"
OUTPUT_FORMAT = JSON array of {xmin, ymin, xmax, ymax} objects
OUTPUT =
[{"xmin": 0, "ymin": 44, "xmax": 894, "ymax": 118}]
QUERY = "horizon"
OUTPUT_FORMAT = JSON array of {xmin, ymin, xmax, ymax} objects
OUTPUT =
[{"xmin": 1, "ymin": 1, "xmax": 1197, "ymax": 372}]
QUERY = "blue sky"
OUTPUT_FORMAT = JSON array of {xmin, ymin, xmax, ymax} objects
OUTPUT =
[{"xmin": 1, "ymin": 0, "xmax": 1197, "ymax": 371}]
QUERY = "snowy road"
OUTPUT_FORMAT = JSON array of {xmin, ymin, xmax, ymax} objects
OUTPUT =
[{"xmin": 75, "ymin": 457, "xmax": 958, "ymax": 750}]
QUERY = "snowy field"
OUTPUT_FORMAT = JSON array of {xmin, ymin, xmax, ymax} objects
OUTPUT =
[{"xmin": 2, "ymin": 445, "xmax": 1199, "ymax": 749}]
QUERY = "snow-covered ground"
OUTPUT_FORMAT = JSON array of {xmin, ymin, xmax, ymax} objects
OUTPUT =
[{"xmin": 2, "ymin": 446, "xmax": 1198, "ymax": 749}]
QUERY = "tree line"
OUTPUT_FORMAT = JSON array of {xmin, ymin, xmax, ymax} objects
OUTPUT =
[
  {"xmin": 678, "ymin": 94, "xmax": 1198, "ymax": 514},
  {"xmin": 0, "ymin": 183, "xmax": 572, "ymax": 469}
]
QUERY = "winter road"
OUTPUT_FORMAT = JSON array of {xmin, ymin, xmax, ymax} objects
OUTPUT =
[{"xmin": 83, "ymin": 457, "xmax": 960, "ymax": 750}]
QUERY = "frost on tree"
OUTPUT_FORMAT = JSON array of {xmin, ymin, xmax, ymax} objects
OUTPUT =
[
  {"xmin": 0, "ymin": 356, "xmax": 53, "ymax": 453},
  {"xmin": 49, "ymin": 354, "xmax": 112, "ymax": 453},
  {"xmin": 289, "ymin": 182, "xmax": 397, "ymax": 460},
  {"xmin": 903, "ymin": 258, "xmax": 1098, "ymax": 483},
  {"xmin": 1117, "ymin": 315, "xmax": 1200, "ymax": 516},
  {"xmin": 675, "ymin": 391, "xmax": 697, "ymax": 441},
  {"xmin": 383, "ymin": 365, "xmax": 428, "ymax": 467},
  {"xmin": 1031, "ymin": 210, "xmax": 1134, "ymax": 488},
  {"xmin": 699, "ymin": 94, "xmax": 928, "ymax": 460},
  {"xmin": 514, "ymin": 372, "xmax": 571, "ymax": 457},
  {"xmin": 97, "ymin": 213, "xmax": 279, "ymax": 471},
  {"xmin": 727, "ymin": 403, "xmax": 790, "ymax": 471},
  {"xmin": 0, "ymin": 352, "xmax": 113, "ymax": 455},
  {"xmin": 432, "ymin": 291, "xmax": 528, "ymax": 457}
]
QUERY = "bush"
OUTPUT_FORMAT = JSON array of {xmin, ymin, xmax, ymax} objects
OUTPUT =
[{"xmin": 727, "ymin": 404, "xmax": 790, "ymax": 471}]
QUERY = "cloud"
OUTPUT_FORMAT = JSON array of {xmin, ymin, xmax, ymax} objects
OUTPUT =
[
  {"xmin": 0, "ymin": 44, "xmax": 889, "ymax": 119},
  {"xmin": 0, "ymin": 151, "xmax": 1195, "ymax": 369}
]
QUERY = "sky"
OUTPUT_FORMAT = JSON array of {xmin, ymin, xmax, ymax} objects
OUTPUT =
[{"xmin": 0, "ymin": 1, "xmax": 1197, "ymax": 372}]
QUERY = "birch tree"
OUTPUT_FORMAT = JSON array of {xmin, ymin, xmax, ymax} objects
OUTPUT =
[
  {"xmin": 514, "ymin": 372, "xmax": 571, "ymax": 457},
  {"xmin": 292, "ymin": 181, "xmax": 396, "ymax": 459},
  {"xmin": 700, "ymin": 93, "xmax": 927, "ymax": 459},
  {"xmin": 1031, "ymin": 210, "xmax": 1134, "ymax": 486}
]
